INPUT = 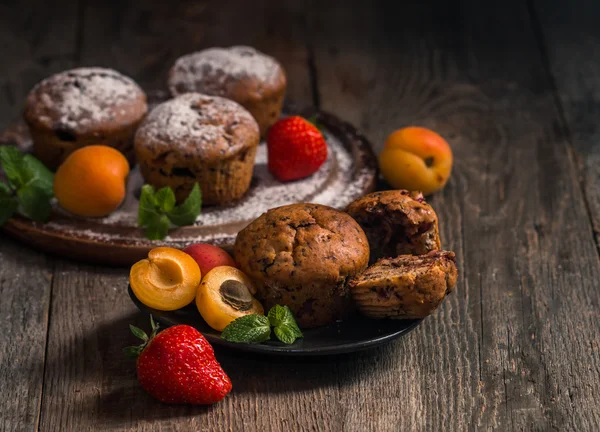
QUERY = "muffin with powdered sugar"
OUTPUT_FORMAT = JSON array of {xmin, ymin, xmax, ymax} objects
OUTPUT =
[
  {"xmin": 134, "ymin": 93, "xmax": 259, "ymax": 205},
  {"xmin": 24, "ymin": 67, "xmax": 147, "ymax": 169},
  {"xmin": 168, "ymin": 46, "xmax": 286, "ymax": 136}
]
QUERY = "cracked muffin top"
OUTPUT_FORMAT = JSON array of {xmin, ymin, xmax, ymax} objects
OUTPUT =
[
  {"xmin": 24, "ymin": 67, "xmax": 147, "ymax": 136},
  {"xmin": 134, "ymin": 93, "xmax": 259, "ymax": 164},
  {"xmin": 168, "ymin": 46, "xmax": 286, "ymax": 98},
  {"xmin": 345, "ymin": 190, "xmax": 441, "ymax": 263},
  {"xmin": 234, "ymin": 203, "xmax": 370, "ymax": 328}
]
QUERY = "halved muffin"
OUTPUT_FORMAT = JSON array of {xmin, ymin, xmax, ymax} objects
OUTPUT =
[
  {"xmin": 345, "ymin": 190, "xmax": 441, "ymax": 263},
  {"xmin": 348, "ymin": 250, "xmax": 457, "ymax": 319}
]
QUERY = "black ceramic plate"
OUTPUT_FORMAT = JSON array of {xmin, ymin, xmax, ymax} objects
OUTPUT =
[{"xmin": 128, "ymin": 286, "xmax": 422, "ymax": 356}]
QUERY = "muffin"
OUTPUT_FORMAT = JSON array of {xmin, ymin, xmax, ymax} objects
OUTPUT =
[
  {"xmin": 348, "ymin": 250, "xmax": 457, "ymax": 319},
  {"xmin": 234, "ymin": 203, "xmax": 370, "ymax": 328},
  {"xmin": 134, "ymin": 93, "xmax": 259, "ymax": 205},
  {"xmin": 345, "ymin": 190, "xmax": 441, "ymax": 263},
  {"xmin": 24, "ymin": 67, "xmax": 147, "ymax": 170},
  {"xmin": 168, "ymin": 46, "xmax": 286, "ymax": 135}
]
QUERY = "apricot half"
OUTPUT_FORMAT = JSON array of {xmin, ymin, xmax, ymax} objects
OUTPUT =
[
  {"xmin": 130, "ymin": 247, "xmax": 201, "ymax": 311},
  {"xmin": 196, "ymin": 266, "xmax": 264, "ymax": 331}
]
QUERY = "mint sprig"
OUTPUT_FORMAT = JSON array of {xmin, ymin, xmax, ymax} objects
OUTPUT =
[
  {"xmin": 138, "ymin": 183, "xmax": 202, "ymax": 240},
  {"xmin": 0, "ymin": 146, "xmax": 54, "ymax": 225},
  {"xmin": 220, "ymin": 314, "xmax": 271, "ymax": 344},
  {"xmin": 221, "ymin": 305, "xmax": 304, "ymax": 345}
]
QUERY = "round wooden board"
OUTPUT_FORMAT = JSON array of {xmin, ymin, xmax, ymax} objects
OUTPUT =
[{"xmin": 0, "ymin": 95, "xmax": 377, "ymax": 266}]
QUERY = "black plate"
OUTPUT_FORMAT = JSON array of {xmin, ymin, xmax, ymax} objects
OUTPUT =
[{"xmin": 128, "ymin": 286, "xmax": 422, "ymax": 356}]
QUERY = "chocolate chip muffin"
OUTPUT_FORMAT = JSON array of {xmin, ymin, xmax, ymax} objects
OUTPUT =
[
  {"xmin": 234, "ymin": 203, "xmax": 370, "ymax": 328},
  {"xmin": 134, "ymin": 93, "xmax": 259, "ymax": 205},
  {"xmin": 348, "ymin": 250, "xmax": 457, "ymax": 319},
  {"xmin": 168, "ymin": 46, "xmax": 286, "ymax": 136},
  {"xmin": 24, "ymin": 67, "xmax": 147, "ymax": 170},
  {"xmin": 345, "ymin": 190, "xmax": 441, "ymax": 263}
]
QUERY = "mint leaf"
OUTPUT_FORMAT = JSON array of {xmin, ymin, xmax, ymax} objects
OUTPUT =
[
  {"xmin": 17, "ymin": 184, "xmax": 51, "ymax": 222},
  {"xmin": 145, "ymin": 213, "xmax": 171, "ymax": 240},
  {"xmin": 0, "ymin": 146, "xmax": 26, "ymax": 189},
  {"xmin": 268, "ymin": 305, "xmax": 302, "ymax": 344},
  {"xmin": 268, "ymin": 305, "xmax": 302, "ymax": 333},
  {"xmin": 274, "ymin": 324, "xmax": 303, "ymax": 345},
  {"xmin": 138, "ymin": 185, "xmax": 159, "ymax": 227},
  {"xmin": 221, "ymin": 314, "xmax": 271, "ymax": 343},
  {"xmin": 0, "ymin": 183, "xmax": 17, "ymax": 226},
  {"xmin": 155, "ymin": 186, "xmax": 176, "ymax": 213},
  {"xmin": 168, "ymin": 183, "xmax": 202, "ymax": 226},
  {"xmin": 22, "ymin": 154, "xmax": 54, "ymax": 197}
]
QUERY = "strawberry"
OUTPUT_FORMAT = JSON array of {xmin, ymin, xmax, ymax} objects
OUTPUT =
[
  {"xmin": 267, "ymin": 116, "xmax": 328, "ymax": 181},
  {"xmin": 125, "ymin": 317, "xmax": 232, "ymax": 404}
]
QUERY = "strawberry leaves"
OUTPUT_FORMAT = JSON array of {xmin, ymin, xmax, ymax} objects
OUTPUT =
[
  {"xmin": 138, "ymin": 183, "xmax": 202, "ymax": 240},
  {"xmin": 221, "ymin": 305, "xmax": 303, "ymax": 345},
  {"xmin": 124, "ymin": 315, "xmax": 160, "ymax": 358},
  {"xmin": 0, "ymin": 146, "xmax": 54, "ymax": 225}
]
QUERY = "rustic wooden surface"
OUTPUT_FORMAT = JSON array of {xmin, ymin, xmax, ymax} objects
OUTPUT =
[{"xmin": 1, "ymin": 0, "xmax": 599, "ymax": 431}]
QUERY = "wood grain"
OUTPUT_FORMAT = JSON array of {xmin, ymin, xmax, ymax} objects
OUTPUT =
[
  {"xmin": 0, "ymin": 1, "xmax": 77, "ymax": 430},
  {"xmin": 532, "ymin": 0, "xmax": 600, "ymax": 251},
  {"xmin": 311, "ymin": 0, "xmax": 600, "ymax": 430}
]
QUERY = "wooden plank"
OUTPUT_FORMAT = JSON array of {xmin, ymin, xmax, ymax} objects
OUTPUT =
[
  {"xmin": 0, "ymin": 237, "xmax": 53, "ymax": 432},
  {"xmin": 311, "ymin": 0, "xmax": 600, "ymax": 430},
  {"xmin": 531, "ymin": 0, "xmax": 600, "ymax": 250},
  {"xmin": 0, "ymin": 1, "xmax": 78, "ymax": 430},
  {"xmin": 38, "ymin": 1, "xmax": 344, "ymax": 431}
]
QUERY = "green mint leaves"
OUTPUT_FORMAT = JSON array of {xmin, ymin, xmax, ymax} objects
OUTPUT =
[
  {"xmin": 268, "ymin": 305, "xmax": 303, "ymax": 345},
  {"xmin": 0, "ymin": 146, "xmax": 54, "ymax": 225},
  {"xmin": 138, "ymin": 183, "xmax": 202, "ymax": 240},
  {"xmin": 221, "ymin": 305, "xmax": 303, "ymax": 345},
  {"xmin": 221, "ymin": 314, "xmax": 272, "ymax": 344}
]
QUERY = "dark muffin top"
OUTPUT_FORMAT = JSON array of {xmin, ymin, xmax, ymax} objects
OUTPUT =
[
  {"xmin": 24, "ymin": 67, "xmax": 147, "ymax": 135},
  {"xmin": 234, "ymin": 203, "xmax": 370, "ymax": 286},
  {"xmin": 345, "ymin": 190, "xmax": 441, "ymax": 262},
  {"xmin": 134, "ymin": 93, "xmax": 259, "ymax": 163},
  {"xmin": 168, "ymin": 46, "xmax": 286, "ymax": 98}
]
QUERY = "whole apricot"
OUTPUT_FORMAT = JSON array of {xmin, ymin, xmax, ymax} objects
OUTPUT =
[
  {"xmin": 183, "ymin": 243, "xmax": 236, "ymax": 276},
  {"xmin": 53, "ymin": 145, "xmax": 129, "ymax": 217},
  {"xmin": 379, "ymin": 127, "xmax": 453, "ymax": 195},
  {"xmin": 130, "ymin": 247, "xmax": 201, "ymax": 311}
]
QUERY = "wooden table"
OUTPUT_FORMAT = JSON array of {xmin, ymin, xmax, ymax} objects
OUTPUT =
[{"xmin": 2, "ymin": 0, "xmax": 600, "ymax": 430}]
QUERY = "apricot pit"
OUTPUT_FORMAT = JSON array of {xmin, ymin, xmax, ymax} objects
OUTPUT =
[{"xmin": 196, "ymin": 266, "xmax": 264, "ymax": 331}]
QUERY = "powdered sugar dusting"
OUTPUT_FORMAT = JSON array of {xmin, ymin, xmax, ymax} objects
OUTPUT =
[
  {"xmin": 169, "ymin": 46, "xmax": 283, "ymax": 95},
  {"xmin": 136, "ymin": 93, "xmax": 253, "ymax": 144},
  {"xmin": 29, "ymin": 67, "xmax": 144, "ymax": 129},
  {"xmin": 45, "ymin": 130, "xmax": 371, "ymax": 246}
]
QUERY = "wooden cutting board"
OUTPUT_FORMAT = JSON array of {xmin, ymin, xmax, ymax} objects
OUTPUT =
[{"xmin": 0, "ymin": 93, "xmax": 378, "ymax": 266}]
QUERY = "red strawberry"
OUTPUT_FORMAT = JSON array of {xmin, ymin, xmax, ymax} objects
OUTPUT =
[
  {"xmin": 125, "ymin": 317, "xmax": 232, "ymax": 404},
  {"xmin": 267, "ymin": 116, "xmax": 328, "ymax": 181}
]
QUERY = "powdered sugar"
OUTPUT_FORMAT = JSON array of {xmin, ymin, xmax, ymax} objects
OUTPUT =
[
  {"xmin": 45, "ymin": 130, "xmax": 372, "ymax": 246},
  {"xmin": 136, "ymin": 93, "xmax": 254, "ymax": 144},
  {"xmin": 169, "ymin": 46, "xmax": 283, "ymax": 94},
  {"xmin": 30, "ymin": 67, "xmax": 143, "ymax": 129}
]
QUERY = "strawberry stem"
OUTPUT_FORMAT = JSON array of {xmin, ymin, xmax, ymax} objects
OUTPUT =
[{"xmin": 124, "ymin": 315, "xmax": 160, "ymax": 359}]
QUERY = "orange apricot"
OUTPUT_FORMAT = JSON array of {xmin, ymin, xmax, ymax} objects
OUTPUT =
[
  {"xmin": 379, "ymin": 127, "xmax": 453, "ymax": 195},
  {"xmin": 196, "ymin": 266, "xmax": 264, "ymax": 331},
  {"xmin": 53, "ymin": 145, "xmax": 130, "ymax": 217},
  {"xmin": 130, "ymin": 247, "xmax": 201, "ymax": 311}
]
